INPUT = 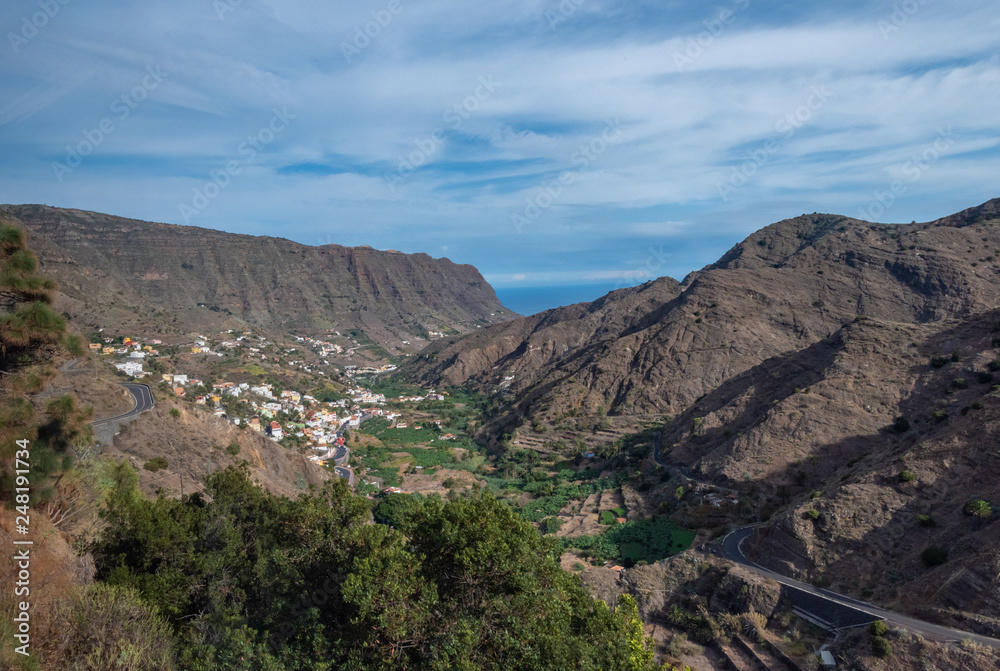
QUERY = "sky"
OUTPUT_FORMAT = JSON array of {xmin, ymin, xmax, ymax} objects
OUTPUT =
[{"xmin": 2, "ymin": 0, "xmax": 999, "ymax": 303}]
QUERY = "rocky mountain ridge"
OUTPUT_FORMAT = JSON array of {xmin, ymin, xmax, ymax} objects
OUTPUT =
[
  {"xmin": 404, "ymin": 197, "xmax": 1000, "ymax": 630},
  {"xmin": 1, "ymin": 204, "xmax": 514, "ymax": 343},
  {"xmin": 408, "ymin": 198, "xmax": 1000, "ymax": 421}
]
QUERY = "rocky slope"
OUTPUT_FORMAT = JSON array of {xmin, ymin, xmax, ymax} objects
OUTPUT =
[
  {"xmin": 1, "ymin": 204, "xmax": 514, "ymax": 343},
  {"xmin": 406, "ymin": 197, "xmax": 1000, "ymax": 629},
  {"xmin": 408, "ymin": 199, "xmax": 1000, "ymax": 422}
]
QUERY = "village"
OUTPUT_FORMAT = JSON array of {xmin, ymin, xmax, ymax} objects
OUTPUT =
[{"xmin": 87, "ymin": 327, "xmax": 453, "ymax": 490}]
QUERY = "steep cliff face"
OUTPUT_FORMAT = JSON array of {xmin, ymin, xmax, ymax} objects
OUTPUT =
[
  {"xmin": 2, "ymin": 204, "xmax": 514, "ymax": 340},
  {"xmin": 407, "ymin": 199, "xmax": 1000, "ymax": 420}
]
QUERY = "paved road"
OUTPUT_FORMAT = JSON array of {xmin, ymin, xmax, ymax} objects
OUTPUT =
[
  {"xmin": 91, "ymin": 383, "xmax": 154, "ymax": 425},
  {"xmin": 334, "ymin": 466, "xmax": 354, "ymax": 486},
  {"xmin": 654, "ymin": 443, "xmax": 1000, "ymax": 648},
  {"xmin": 721, "ymin": 527, "xmax": 1000, "ymax": 648}
]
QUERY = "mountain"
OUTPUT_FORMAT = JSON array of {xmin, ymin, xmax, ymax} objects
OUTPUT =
[
  {"xmin": 408, "ymin": 199, "xmax": 1000, "ymax": 422},
  {"xmin": 1, "ymin": 204, "xmax": 515, "ymax": 343},
  {"xmin": 405, "ymin": 197, "xmax": 1000, "ymax": 634}
]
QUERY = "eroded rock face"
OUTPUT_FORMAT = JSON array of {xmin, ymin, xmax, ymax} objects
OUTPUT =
[{"xmin": 2, "ymin": 204, "xmax": 514, "ymax": 339}]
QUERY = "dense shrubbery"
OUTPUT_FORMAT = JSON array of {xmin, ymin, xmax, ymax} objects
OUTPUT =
[
  {"xmin": 90, "ymin": 466, "xmax": 662, "ymax": 670},
  {"xmin": 143, "ymin": 457, "xmax": 168, "ymax": 472}
]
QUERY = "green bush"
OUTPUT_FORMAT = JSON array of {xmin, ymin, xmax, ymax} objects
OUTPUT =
[
  {"xmin": 872, "ymin": 635, "xmax": 891, "ymax": 658},
  {"xmin": 893, "ymin": 416, "xmax": 911, "ymax": 433},
  {"xmin": 930, "ymin": 355, "xmax": 948, "ymax": 368},
  {"xmin": 933, "ymin": 410, "xmax": 949, "ymax": 423},
  {"xmin": 225, "ymin": 442, "xmax": 241, "ymax": 456},
  {"xmin": 949, "ymin": 378, "xmax": 969, "ymax": 390},
  {"xmin": 916, "ymin": 514, "xmax": 937, "ymax": 528},
  {"xmin": 169, "ymin": 408, "xmax": 180, "ymax": 418},
  {"xmin": 977, "ymin": 371, "xmax": 995, "ymax": 385},
  {"xmin": 870, "ymin": 620, "xmax": 889, "ymax": 637},
  {"xmin": 988, "ymin": 360, "xmax": 1000, "ymax": 372},
  {"xmin": 921, "ymin": 545, "xmax": 948, "ymax": 567},
  {"xmin": 898, "ymin": 470, "xmax": 916, "ymax": 483},
  {"xmin": 540, "ymin": 517, "xmax": 564, "ymax": 535},
  {"xmin": 806, "ymin": 509, "xmax": 820, "ymax": 520},
  {"xmin": 599, "ymin": 510, "xmax": 618, "ymax": 525},
  {"xmin": 143, "ymin": 457, "xmax": 168, "ymax": 472},
  {"xmin": 964, "ymin": 498, "xmax": 992, "ymax": 518}
]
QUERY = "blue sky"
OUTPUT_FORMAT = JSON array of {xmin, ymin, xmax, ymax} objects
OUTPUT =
[{"xmin": 2, "ymin": 0, "xmax": 998, "ymax": 298}]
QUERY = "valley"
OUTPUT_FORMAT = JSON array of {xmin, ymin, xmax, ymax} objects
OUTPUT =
[{"xmin": 3, "ymin": 200, "xmax": 1000, "ymax": 670}]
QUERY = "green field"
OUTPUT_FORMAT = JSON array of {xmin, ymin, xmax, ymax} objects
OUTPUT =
[{"xmin": 558, "ymin": 516, "xmax": 694, "ymax": 564}]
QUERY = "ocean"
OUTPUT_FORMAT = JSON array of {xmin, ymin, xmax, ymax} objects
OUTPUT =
[{"xmin": 494, "ymin": 283, "xmax": 620, "ymax": 317}]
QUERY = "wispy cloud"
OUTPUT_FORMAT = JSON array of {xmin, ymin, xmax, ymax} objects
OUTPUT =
[{"xmin": 0, "ymin": 0, "xmax": 997, "ymax": 290}]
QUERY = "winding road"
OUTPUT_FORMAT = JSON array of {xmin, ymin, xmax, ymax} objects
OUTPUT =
[
  {"xmin": 90, "ymin": 383, "xmax": 154, "ymax": 425},
  {"xmin": 654, "ymin": 443, "xmax": 1000, "ymax": 649}
]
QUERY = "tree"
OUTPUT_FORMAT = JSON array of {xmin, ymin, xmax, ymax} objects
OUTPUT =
[
  {"xmin": 90, "ymin": 468, "xmax": 668, "ymax": 670},
  {"xmin": 0, "ymin": 222, "xmax": 65, "ymax": 373}
]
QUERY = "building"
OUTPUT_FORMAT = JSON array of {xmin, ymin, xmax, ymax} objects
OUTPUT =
[
  {"xmin": 249, "ymin": 418, "xmax": 262, "ymax": 432},
  {"xmin": 268, "ymin": 422, "xmax": 283, "ymax": 439},
  {"xmin": 115, "ymin": 362, "xmax": 144, "ymax": 377},
  {"xmin": 88, "ymin": 343, "xmax": 102, "ymax": 350}
]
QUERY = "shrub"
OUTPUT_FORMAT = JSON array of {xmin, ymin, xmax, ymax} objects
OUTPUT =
[
  {"xmin": 898, "ymin": 470, "xmax": 916, "ymax": 483},
  {"xmin": 930, "ymin": 355, "xmax": 948, "ymax": 368},
  {"xmin": 806, "ymin": 509, "xmax": 820, "ymax": 520},
  {"xmin": 870, "ymin": 620, "xmax": 889, "ymax": 637},
  {"xmin": 921, "ymin": 545, "xmax": 948, "ymax": 567},
  {"xmin": 933, "ymin": 410, "xmax": 949, "ymax": 423},
  {"xmin": 872, "ymin": 635, "xmax": 891, "ymax": 658},
  {"xmin": 949, "ymin": 378, "xmax": 969, "ymax": 390},
  {"xmin": 916, "ymin": 514, "xmax": 937, "ymax": 528},
  {"xmin": 977, "ymin": 371, "xmax": 995, "ymax": 385},
  {"xmin": 988, "ymin": 360, "xmax": 1000, "ymax": 372},
  {"xmin": 225, "ymin": 442, "xmax": 241, "ymax": 456},
  {"xmin": 44, "ymin": 584, "xmax": 176, "ymax": 670},
  {"xmin": 169, "ymin": 407, "xmax": 180, "ymax": 418},
  {"xmin": 541, "ymin": 517, "xmax": 564, "ymax": 535},
  {"xmin": 893, "ymin": 416, "xmax": 911, "ymax": 433},
  {"xmin": 951, "ymin": 349, "xmax": 964, "ymax": 362},
  {"xmin": 143, "ymin": 457, "xmax": 168, "ymax": 472},
  {"xmin": 964, "ymin": 498, "xmax": 993, "ymax": 518}
]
